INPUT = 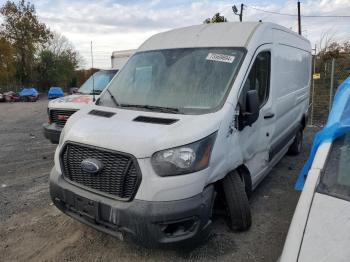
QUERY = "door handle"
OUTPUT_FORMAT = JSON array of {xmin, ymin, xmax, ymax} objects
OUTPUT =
[{"xmin": 264, "ymin": 113, "xmax": 275, "ymax": 119}]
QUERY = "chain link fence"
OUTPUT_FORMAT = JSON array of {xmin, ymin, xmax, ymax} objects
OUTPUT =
[{"xmin": 310, "ymin": 53, "xmax": 350, "ymax": 126}]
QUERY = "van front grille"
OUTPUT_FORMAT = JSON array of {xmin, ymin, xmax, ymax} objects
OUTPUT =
[
  {"xmin": 50, "ymin": 109, "xmax": 77, "ymax": 127},
  {"xmin": 61, "ymin": 143, "xmax": 141, "ymax": 201}
]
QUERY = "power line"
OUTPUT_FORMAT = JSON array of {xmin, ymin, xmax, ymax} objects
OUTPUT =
[{"xmin": 246, "ymin": 5, "xmax": 350, "ymax": 18}]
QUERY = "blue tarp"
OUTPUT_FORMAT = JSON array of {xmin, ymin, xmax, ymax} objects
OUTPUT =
[
  {"xmin": 295, "ymin": 76, "xmax": 350, "ymax": 190},
  {"xmin": 19, "ymin": 88, "xmax": 38, "ymax": 97},
  {"xmin": 48, "ymin": 87, "xmax": 64, "ymax": 99}
]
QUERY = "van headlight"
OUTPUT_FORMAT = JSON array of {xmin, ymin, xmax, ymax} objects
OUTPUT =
[{"xmin": 151, "ymin": 132, "xmax": 217, "ymax": 176}]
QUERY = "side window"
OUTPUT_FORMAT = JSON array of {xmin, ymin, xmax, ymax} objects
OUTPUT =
[{"xmin": 243, "ymin": 51, "xmax": 271, "ymax": 107}]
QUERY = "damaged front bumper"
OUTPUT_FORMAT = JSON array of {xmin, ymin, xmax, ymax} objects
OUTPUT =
[
  {"xmin": 43, "ymin": 123, "xmax": 62, "ymax": 144},
  {"xmin": 49, "ymin": 168, "xmax": 215, "ymax": 248}
]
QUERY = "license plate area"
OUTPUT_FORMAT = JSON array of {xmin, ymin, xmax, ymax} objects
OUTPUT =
[
  {"xmin": 63, "ymin": 190, "xmax": 124, "ymax": 240},
  {"xmin": 74, "ymin": 195, "xmax": 98, "ymax": 220}
]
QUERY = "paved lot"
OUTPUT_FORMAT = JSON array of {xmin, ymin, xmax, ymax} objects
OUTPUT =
[{"xmin": 0, "ymin": 100, "xmax": 317, "ymax": 262}]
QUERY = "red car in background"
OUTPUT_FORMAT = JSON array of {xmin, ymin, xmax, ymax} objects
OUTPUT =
[{"xmin": 4, "ymin": 91, "xmax": 21, "ymax": 102}]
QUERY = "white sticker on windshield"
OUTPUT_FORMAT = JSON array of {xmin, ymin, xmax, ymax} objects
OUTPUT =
[{"xmin": 206, "ymin": 53, "xmax": 235, "ymax": 63}]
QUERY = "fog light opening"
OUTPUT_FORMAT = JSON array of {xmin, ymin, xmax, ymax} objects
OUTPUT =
[{"xmin": 160, "ymin": 217, "xmax": 199, "ymax": 237}]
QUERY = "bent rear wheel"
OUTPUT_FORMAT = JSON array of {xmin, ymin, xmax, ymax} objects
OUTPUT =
[{"xmin": 288, "ymin": 128, "xmax": 303, "ymax": 155}]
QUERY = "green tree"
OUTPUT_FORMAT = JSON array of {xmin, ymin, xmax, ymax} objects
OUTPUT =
[
  {"xmin": 55, "ymin": 49, "xmax": 79, "ymax": 88},
  {"xmin": 203, "ymin": 13, "xmax": 228, "ymax": 24},
  {"xmin": 36, "ymin": 50, "xmax": 57, "ymax": 89},
  {"xmin": 36, "ymin": 50, "xmax": 79, "ymax": 90},
  {"xmin": 0, "ymin": 37, "xmax": 16, "ymax": 86},
  {"xmin": 0, "ymin": 0, "xmax": 52, "ymax": 85}
]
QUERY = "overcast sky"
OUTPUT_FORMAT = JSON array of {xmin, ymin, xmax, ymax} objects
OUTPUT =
[{"xmin": 1, "ymin": 0, "xmax": 349, "ymax": 68}]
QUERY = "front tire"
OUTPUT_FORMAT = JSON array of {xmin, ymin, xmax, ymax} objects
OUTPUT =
[{"xmin": 222, "ymin": 171, "xmax": 252, "ymax": 231}]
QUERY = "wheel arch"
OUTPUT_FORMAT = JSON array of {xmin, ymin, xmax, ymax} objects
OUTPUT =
[
  {"xmin": 215, "ymin": 164, "xmax": 252, "ymax": 197},
  {"xmin": 301, "ymin": 114, "xmax": 307, "ymax": 130},
  {"xmin": 236, "ymin": 165, "xmax": 253, "ymax": 197}
]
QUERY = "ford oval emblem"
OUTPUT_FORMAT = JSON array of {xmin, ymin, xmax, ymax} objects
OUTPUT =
[{"xmin": 81, "ymin": 158, "xmax": 103, "ymax": 174}]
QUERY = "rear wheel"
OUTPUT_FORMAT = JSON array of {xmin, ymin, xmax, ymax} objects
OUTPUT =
[
  {"xmin": 222, "ymin": 171, "xmax": 252, "ymax": 231},
  {"xmin": 288, "ymin": 128, "xmax": 303, "ymax": 155}
]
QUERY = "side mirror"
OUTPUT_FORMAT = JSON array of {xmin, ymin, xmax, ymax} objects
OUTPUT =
[{"xmin": 243, "ymin": 90, "xmax": 259, "ymax": 127}]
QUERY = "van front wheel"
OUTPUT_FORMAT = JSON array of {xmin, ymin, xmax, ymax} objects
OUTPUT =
[{"xmin": 222, "ymin": 171, "xmax": 252, "ymax": 231}]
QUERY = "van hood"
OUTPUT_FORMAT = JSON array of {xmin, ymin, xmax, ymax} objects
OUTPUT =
[
  {"xmin": 62, "ymin": 104, "xmax": 224, "ymax": 158},
  {"xmin": 48, "ymin": 94, "xmax": 97, "ymax": 110}
]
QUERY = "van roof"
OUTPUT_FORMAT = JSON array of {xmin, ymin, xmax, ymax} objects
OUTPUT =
[{"xmin": 138, "ymin": 22, "xmax": 309, "ymax": 51}]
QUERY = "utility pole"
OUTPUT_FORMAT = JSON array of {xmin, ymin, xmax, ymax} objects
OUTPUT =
[
  {"xmin": 239, "ymin": 3, "xmax": 243, "ymax": 22},
  {"xmin": 232, "ymin": 4, "xmax": 244, "ymax": 22},
  {"xmin": 310, "ymin": 44, "xmax": 317, "ymax": 126},
  {"xmin": 297, "ymin": 1, "xmax": 301, "ymax": 35}
]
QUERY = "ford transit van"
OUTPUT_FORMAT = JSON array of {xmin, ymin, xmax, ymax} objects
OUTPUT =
[
  {"xmin": 43, "ymin": 69, "xmax": 118, "ymax": 143},
  {"xmin": 50, "ymin": 22, "xmax": 311, "ymax": 247}
]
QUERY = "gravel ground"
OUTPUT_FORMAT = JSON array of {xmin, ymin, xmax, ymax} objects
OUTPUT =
[{"xmin": 0, "ymin": 100, "xmax": 318, "ymax": 262}]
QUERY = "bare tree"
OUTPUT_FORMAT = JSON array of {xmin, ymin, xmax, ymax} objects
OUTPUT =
[
  {"xmin": 45, "ymin": 31, "xmax": 85, "ymax": 67},
  {"xmin": 48, "ymin": 32, "xmax": 73, "ymax": 55},
  {"xmin": 317, "ymin": 29, "xmax": 337, "ymax": 54},
  {"xmin": 342, "ymin": 41, "xmax": 350, "ymax": 53}
]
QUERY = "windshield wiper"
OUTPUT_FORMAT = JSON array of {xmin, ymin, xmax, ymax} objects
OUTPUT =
[
  {"xmin": 90, "ymin": 90, "xmax": 102, "ymax": 95},
  {"xmin": 106, "ymin": 89, "xmax": 120, "ymax": 107},
  {"xmin": 119, "ymin": 104, "xmax": 180, "ymax": 114}
]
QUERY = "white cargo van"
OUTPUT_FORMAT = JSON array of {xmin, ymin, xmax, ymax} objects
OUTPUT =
[
  {"xmin": 43, "ymin": 50, "xmax": 135, "ymax": 144},
  {"xmin": 43, "ymin": 69, "xmax": 118, "ymax": 143},
  {"xmin": 50, "ymin": 22, "xmax": 311, "ymax": 247}
]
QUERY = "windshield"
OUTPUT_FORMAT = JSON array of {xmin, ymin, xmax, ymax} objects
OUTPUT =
[
  {"xmin": 317, "ymin": 132, "xmax": 350, "ymax": 201},
  {"xmin": 78, "ymin": 70, "xmax": 117, "ymax": 95},
  {"xmin": 98, "ymin": 48, "xmax": 244, "ymax": 114}
]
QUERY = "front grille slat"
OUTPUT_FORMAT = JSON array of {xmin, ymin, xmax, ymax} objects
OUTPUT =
[
  {"xmin": 50, "ymin": 109, "xmax": 77, "ymax": 127},
  {"xmin": 61, "ymin": 143, "xmax": 141, "ymax": 201}
]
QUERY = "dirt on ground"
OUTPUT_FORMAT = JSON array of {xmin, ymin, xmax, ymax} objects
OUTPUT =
[{"xmin": 0, "ymin": 100, "xmax": 318, "ymax": 262}]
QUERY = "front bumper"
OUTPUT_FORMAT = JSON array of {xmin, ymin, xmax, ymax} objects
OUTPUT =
[
  {"xmin": 43, "ymin": 123, "xmax": 62, "ymax": 144},
  {"xmin": 49, "ymin": 168, "xmax": 215, "ymax": 248}
]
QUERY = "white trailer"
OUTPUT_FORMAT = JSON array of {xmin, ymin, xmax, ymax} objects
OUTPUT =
[{"xmin": 111, "ymin": 49, "xmax": 135, "ymax": 69}]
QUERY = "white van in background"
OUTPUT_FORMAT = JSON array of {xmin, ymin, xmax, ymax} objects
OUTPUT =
[
  {"xmin": 50, "ymin": 22, "xmax": 311, "ymax": 247},
  {"xmin": 43, "ymin": 69, "xmax": 118, "ymax": 143},
  {"xmin": 280, "ymin": 140, "xmax": 348, "ymax": 262},
  {"xmin": 43, "ymin": 50, "xmax": 135, "ymax": 144},
  {"xmin": 280, "ymin": 77, "xmax": 350, "ymax": 262}
]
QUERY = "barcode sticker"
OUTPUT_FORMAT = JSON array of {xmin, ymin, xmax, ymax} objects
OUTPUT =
[{"xmin": 206, "ymin": 53, "xmax": 235, "ymax": 63}]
